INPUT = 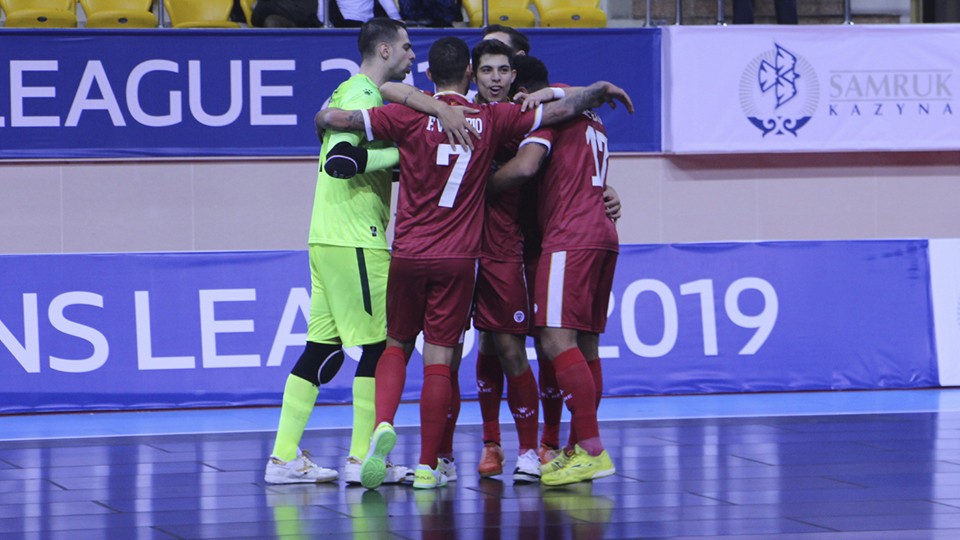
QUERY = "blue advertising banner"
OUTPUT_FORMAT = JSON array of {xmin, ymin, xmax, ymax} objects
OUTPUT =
[
  {"xmin": 603, "ymin": 241, "xmax": 936, "ymax": 395},
  {"xmin": 0, "ymin": 240, "xmax": 936, "ymax": 414},
  {"xmin": 0, "ymin": 28, "xmax": 660, "ymax": 159}
]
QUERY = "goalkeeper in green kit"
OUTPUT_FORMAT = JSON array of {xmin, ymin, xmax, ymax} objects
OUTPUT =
[{"xmin": 265, "ymin": 17, "xmax": 477, "ymax": 484}]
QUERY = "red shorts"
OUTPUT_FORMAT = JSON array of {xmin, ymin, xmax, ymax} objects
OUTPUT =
[
  {"xmin": 473, "ymin": 257, "xmax": 530, "ymax": 334},
  {"xmin": 387, "ymin": 257, "xmax": 477, "ymax": 348},
  {"xmin": 534, "ymin": 249, "xmax": 617, "ymax": 333},
  {"xmin": 523, "ymin": 255, "xmax": 539, "ymax": 338}
]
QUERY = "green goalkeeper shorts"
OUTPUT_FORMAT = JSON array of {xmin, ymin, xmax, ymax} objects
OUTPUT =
[{"xmin": 307, "ymin": 244, "xmax": 389, "ymax": 348}]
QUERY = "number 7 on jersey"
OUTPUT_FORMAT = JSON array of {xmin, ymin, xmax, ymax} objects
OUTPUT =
[{"xmin": 436, "ymin": 144, "xmax": 473, "ymax": 208}]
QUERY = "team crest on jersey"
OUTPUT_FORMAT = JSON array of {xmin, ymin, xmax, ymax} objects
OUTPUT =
[
  {"xmin": 370, "ymin": 226, "xmax": 378, "ymax": 237},
  {"xmin": 513, "ymin": 311, "xmax": 525, "ymax": 323}
]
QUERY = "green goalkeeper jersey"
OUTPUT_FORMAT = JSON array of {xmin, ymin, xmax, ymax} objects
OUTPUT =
[{"xmin": 309, "ymin": 74, "xmax": 399, "ymax": 250}]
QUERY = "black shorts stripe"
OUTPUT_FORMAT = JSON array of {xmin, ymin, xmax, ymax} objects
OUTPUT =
[{"xmin": 356, "ymin": 248, "xmax": 373, "ymax": 316}]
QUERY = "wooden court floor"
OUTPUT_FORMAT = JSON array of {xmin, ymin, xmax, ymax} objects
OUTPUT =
[{"xmin": 3, "ymin": 393, "xmax": 960, "ymax": 539}]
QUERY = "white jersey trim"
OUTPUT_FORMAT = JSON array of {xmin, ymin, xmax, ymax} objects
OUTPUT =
[
  {"xmin": 530, "ymin": 104, "xmax": 544, "ymax": 133},
  {"xmin": 547, "ymin": 251, "xmax": 567, "ymax": 328},
  {"xmin": 520, "ymin": 136, "xmax": 552, "ymax": 155},
  {"xmin": 361, "ymin": 109, "xmax": 374, "ymax": 142}
]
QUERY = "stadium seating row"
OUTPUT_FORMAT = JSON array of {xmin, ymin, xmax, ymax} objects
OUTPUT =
[
  {"xmin": 0, "ymin": 0, "xmax": 238, "ymax": 28},
  {"xmin": 0, "ymin": 0, "xmax": 606, "ymax": 29},
  {"xmin": 464, "ymin": 0, "xmax": 606, "ymax": 28}
]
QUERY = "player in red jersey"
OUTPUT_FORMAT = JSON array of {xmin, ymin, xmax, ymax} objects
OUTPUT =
[
  {"xmin": 316, "ymin": 37, "xmax": 633, "ymax": 490},
  {"xmin": 472, "ymin": 30, "xmax": 623, "ymax": 478},
  {"xmin": 490, "ymin": 54, "xmax": 624, "ymax": 486},
  {"xmin": 469, "ymin": 38, "xmax": 543, "ymax": 483}
]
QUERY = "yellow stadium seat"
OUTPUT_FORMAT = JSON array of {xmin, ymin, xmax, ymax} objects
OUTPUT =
[
  {"xmin": 80, "ymin": 0, "xmax": 157, "ymax": 28},
  {"xmin": 533, "ymin": 0, "xmax": 606, "ymax": 27},
  {"xmin": 463, "ymin": 0, "xmax": 536, "ymax": 28},
  {"xmin": 163, "ymin": 0, "xmax": 239, "ymax": 28},
  {"xmin": 0, "ymin": 0, "xmax": 77, "ymax": 28}
]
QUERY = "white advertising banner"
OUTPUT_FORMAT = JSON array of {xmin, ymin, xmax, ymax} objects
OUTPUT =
[
  {"xmin": 663, "ymin": 25, "xmax": 960, "ymax": 153},
  {"xmin": 930, "ymin": 239, "xmax": 960, "ymax": 387}
]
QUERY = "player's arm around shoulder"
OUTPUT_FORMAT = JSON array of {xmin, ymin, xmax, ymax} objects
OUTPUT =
[
  {"xmin": 514, "ymin": 86, "xmax": 580, "ymax": 112},
  {"xmin": 315, "ymin": 108, "xmax": 367, "ymax": 134},
  {"xmin": 380, "ymin": 82, "xmax": 480, "ymax": 150},
  {"xmin": 488, "ymin": 138, "xmax": 549, "ymax": 194},
  {"xmin": 539, "ymin": 81, "xmax": 635, "ymax": 127}
]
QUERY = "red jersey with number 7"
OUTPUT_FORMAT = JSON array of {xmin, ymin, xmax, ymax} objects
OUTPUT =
[
  {"xmin": 362, "ymin": 92, "xmax": 542, "ymax": 259},
  {"xmin": 521, "ymin": 109, "xmax": 619, "ymax": 253}
]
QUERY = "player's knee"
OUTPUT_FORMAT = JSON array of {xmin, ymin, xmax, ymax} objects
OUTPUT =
[
  {"xmin": 503, "ymin": 360, "xmax": 530, "ymax": 378},
  {"xmin": 291, "ymin": 342, "xmax": 344, "ymax": 386},
  {"xmin": 477, "ymin": 331, "xmax": 496, "ymax": 354},
  {"xmin": 500, "ymin": 349, "xmax": 529, "ymax": 378},
  {"xmin": 539, "ymin": 330, "xmax": 575, "ymax": 360},
  {"xmin": 356, "ymin": 341, "xmax": 386, "ymax": 378}
]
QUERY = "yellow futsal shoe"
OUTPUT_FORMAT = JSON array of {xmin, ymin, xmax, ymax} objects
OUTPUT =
[
  {"xmin": 540, "ymin": 445, "xmax": 615, "ymax": 486},
  {"xmin": 412, "ymin": 461, "xmax": 449, "ymax": 489},
  {"xmin": 540, "ymin": 446, "xmax": 574, "ymax": 475},
  {"xmin": 361, "ymin": 422, "xmax": 397, "ymax": 490}
]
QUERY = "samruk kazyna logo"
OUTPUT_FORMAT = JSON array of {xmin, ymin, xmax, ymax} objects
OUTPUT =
[{"xmin": 740, "ymin": 44, "xmax": 819, "ymax": 137}]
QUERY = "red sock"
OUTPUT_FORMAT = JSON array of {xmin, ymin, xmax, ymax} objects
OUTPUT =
[
  {"xmin": 552, "ymin": 347, "xmax": 599, "ymax": 443},
  {"xmin": 439, "ymin": 370, "xmax": 460, "ymax": 456},
  {"xmin": 538, "ymin": 359, "xmax": 562, "ymax": 449},
  {"xmin": 507, "ymin": 367, "xmax": 540, "ymax": 453},
  {"xmin": 374, "ymin": 346, "xmax": 408, "ymax": 426},
  {"xmin": 476, "ymin": 351, "xmax": 504, "ymax": 444},
  {"xmin": 589, "ymin": 358, "xmax": 603, "ymax": 408},
  {"xmin": 569, "ymin": 358, "xmax": 603, "ymax": 449},
  {"xmin": 419, "ymin": 364, "xmax": 452, "ymax": 467},
  {"xmin": 568, "ymin": 421, "xmax": 578, "ymax": 451}
]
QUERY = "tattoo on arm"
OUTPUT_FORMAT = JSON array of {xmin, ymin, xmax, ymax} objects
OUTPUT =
[
  {"xmin": 540, "ymin": 83, "xmax": 604, "ymax": 126},
  {"xmin": 318, "ymin": 108, "xmax": 366, "ymax": 131},
  {"xmin": 567, "ymin": 84, "xmax": 604, "ymax": 112},
  {"xmin": 345, "ymin": 110, "xmax": 365, "ymax": 131}
]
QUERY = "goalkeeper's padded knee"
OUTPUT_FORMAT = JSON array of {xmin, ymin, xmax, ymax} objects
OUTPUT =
[
  {"xmin": 323, "ymin": 141, "xmax": 368, "ymax": 179},
  {"xmin": 291, "ymin": 342, "xmax": 344, "ymax": 386}
]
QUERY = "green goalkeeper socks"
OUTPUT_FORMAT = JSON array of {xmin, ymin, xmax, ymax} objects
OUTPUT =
[
  {"xmin": 271, "ymin": 374, "xmax": 319, "ymax": 462},
  {"xmin": 348, "ymin": 376, "xmax": 376, "ymax": 460}
]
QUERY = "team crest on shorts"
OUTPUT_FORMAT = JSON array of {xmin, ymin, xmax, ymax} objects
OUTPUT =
[{"xmin": 513, "ymin": 311, "xmax": 525, "ymax": 323}]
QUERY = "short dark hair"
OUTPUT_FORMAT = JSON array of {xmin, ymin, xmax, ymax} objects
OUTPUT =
[
  {"xmin": 358, "ymin": 17, "xmax": 407, "ymax": 59},
  {"xmin": 510, "ymin": 55, "xmax": 550, "ymax": 95},
  {"xmin": 471, "ymin": 38, "xmax": 514, "ymax": 74},
  {"xmin": 428, "ymin": 37, "xmax": 471, "ymax": 87},
  {"xmin": 481, "ymin": 24, "xmax": 531, "ymax": 54}
]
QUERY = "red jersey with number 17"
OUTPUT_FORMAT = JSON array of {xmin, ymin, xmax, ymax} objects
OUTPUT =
[
  {"xmin": 362, "ymin": 92, "xmax": 542, "ymax": 259},
  {"xmin": 522, "ymin": 109, "xmax": 618, "ymax": 253}
]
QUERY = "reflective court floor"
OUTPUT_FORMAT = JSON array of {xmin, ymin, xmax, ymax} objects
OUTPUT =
[{"xmin": 4, "ymin": 389, "xmax": 960, "ymax": 539}]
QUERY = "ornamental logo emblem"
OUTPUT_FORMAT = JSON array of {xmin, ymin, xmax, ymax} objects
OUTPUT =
[
  {"xmin": 514, "ymin": 406, "xmax": 536, "ymax": 419},
  {"xmin": 740, "ymin": 44, "xmax": 819, "ymax": 137},
  {"xmin": 513, "ymin": 310, "xmax": 525, "ymax": 323}
]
